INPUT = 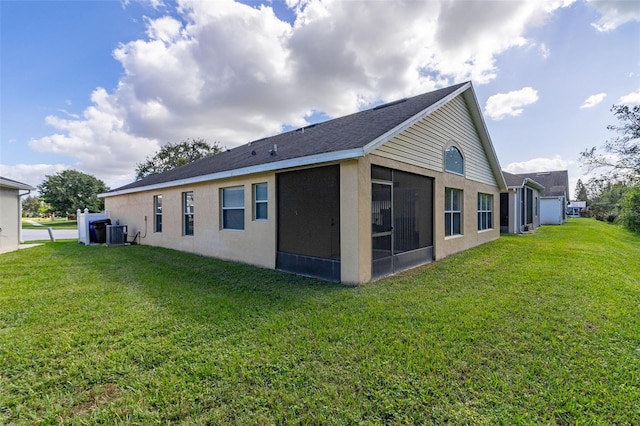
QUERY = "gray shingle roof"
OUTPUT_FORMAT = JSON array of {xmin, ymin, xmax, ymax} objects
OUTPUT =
[
  {"xmin": 516, "ymin": 170, "xmax": 569, "ymax": 197},
  {"xmin": 502, "ymin": 171, "xmax": 527, "ymax": 187},
  {"xmin": 110, "ymin": 82, "xmax": 468, "ymax": 193},
  {"xmin": 502, "ymin": 171, "xmax": 544, "ymax": 191}
]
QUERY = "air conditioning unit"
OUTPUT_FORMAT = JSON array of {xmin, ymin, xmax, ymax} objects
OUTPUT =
[{"xmin": 106, "ymin": 225, "xmax": 127, "ymax": 246}]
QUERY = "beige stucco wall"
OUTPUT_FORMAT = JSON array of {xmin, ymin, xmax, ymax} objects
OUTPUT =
[
  {"xmin": 339, "ymin": 159, "xmax": 373, "ymax": 284},
  {"xmin": 105, "ymin": 173, "xmax": 276, "ymax": 269},
  {"xmin": 0, "ymin": 188, "xmax": 20, "ymax": 254},
  {"xmin": 106, "ymin": 155, "xmax": 501, "ymax": 284},
  {"xmin": 437, "ymin": 165, "xmax": 500, "ymax": 259}
]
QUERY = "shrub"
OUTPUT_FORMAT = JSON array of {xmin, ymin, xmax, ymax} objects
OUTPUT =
[{"xmin": 619, "ymin": 185, "xmax": 640, "ymax": 232}]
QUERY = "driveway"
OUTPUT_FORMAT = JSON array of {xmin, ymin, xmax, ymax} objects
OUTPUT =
[{"xmin": 22, "ymin": 228, "xmax": 78, "ymax": 242}]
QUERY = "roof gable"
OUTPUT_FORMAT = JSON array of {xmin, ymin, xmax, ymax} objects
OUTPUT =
[{"xmin": 105, "ymin": 82, "xmax": 505, "ymax": 196}]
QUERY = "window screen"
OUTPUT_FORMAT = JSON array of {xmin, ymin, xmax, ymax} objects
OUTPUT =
[
  {"xmin": 477, "ymin": 193, "xmax": 493, "ymax": 231},
  {"xmin": 183, "ymin": 192, "xmax": 194, "ymax": 236},
  {"xmin": 445, "ymin": 188, "xmax": 462, "ymax": 236},
  {"xmin": 222, "ymin": 186, "xmax": 245, "ymax": 230},
  {"xmin": 254, "ymin": 183, "xmax": 268, "ymax": 220},
  {"xmin": 277, "ymin": 166, "xmax": 340, "ymax": 259},
  {"xmin": 154, "ymin": 195, "xmax": 162, "ymax": 233}
]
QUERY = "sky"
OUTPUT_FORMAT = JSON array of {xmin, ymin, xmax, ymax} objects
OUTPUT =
[{"xmin": 1, "ymin": 0, "xmax": 639, "ymax": 199}]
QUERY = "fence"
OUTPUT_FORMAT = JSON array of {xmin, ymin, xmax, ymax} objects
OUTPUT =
[{"xmin": 77, "ymin": 208, "xmax": 109, "ymax": 245}]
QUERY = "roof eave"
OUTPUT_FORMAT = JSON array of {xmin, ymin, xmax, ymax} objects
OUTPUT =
[
  {"xmin": 523, "ymin": 178, "xmax": 545, "ymax": 191},
  {"xmin": 100, "ymin": 147, "xmax": 365, "ymax": 198},
  {"xmin": 0, "ymin": 177, "xmax": 35, "ymax": 191}
]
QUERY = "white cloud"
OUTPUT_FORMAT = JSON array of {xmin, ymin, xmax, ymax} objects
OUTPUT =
[
  {"xmin": 0, "ymin": 163, "xmax": 69, "ymax": 192},
  {"xmin": 618, "ymin": 90, "xmax": 640, "ymax": 104},
  {"xmin": 538, "ymin": 42, "xmax": 550, "ymax": 59},
  {"xmin": 123, "ymin": 0, "xmax": 166, "ymax": 10},
  {"xmin": 580, "ymin": 92, "xmax": 607, "ymax": 109},
  {"xmin": 484, "ymin": 87, "xmax": 539, "ymax": 120},
  {"xmin": 29, "ymin": 0, "xmax": 575, "ymax": 187},
  {"xmin": 504, "ymin": 156, "xmax": 570, "ymax": 174},
  {"xmin": 57, "ymin": 109, "xmax": 81, "ymax": 119},
  {"xmin": 587, "ymin": 0, "xmax": 640, "ymax": 31},
  {"xmin": 29, "ymin": 87, "xmax": 161, "ymax": 182}
]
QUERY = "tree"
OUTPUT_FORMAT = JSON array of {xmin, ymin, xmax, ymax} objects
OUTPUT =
[
  {"xmin": 135, "ymin": 138, "xmax": 224, "ymax": 180},
  {"xmin": 618, "ymin": 186, "xmax": 640, "ymax": 232},
  {"xmin": 580, "ymin": 104, "xmax": 640, "ymax": 181},
  {"xmin": 21, "ymin": 195, "xmax": 47, "ymax": 217},
  {"xmin": 38, "ymin": 170, "xmax": 109, "ymax": 215},
  {"xmin": 588, "ymin": 180, "xmax": 628, "ymax": 222},
  {"xmin": 574, "ymin": 179, "xmax": 588, "ymax": 202}
]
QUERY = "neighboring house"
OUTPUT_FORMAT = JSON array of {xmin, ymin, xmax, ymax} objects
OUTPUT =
[
  {"xmin": 517, "ymin": 170, "xmax": 569, "ymax": 225},
  {"xmin": 567, "ymin": 200, "xmax": 587, "ymax": 217},
  {"xmin": 102, "ymin": 82, "xmax": 507, "ymax": 284},
  {"xmin": 500, "ymin": 171, "xmax": 544, "ymax": 234},
  {"xmin": 0, "ymin": 177, "xmax": 35, "ymax": 254}
]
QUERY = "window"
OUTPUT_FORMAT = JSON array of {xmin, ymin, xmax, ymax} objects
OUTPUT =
[
  {"xmin": 222, "ymin": 186, "xmax": 244, "ymax": 230},
  {"xmin": 477, "ymin": 193, "xmax": 493, "ymax": 231},
  {"xmin": 183, "ymin": 192, "xmax": 194, "ymax": 236},
  {"xmin": 253, "ymin": 183, "xmax": 268, "ymax": 220},
  {"xmin": 445, "ymin": 146, "xmax": 464, "ymax": 175},
  {"xmin": 154, "ymin": 195, "xmax": 162, "ymax": 233},
  {"xmin": 445, "ymin": 188, "xmax": 462, "ymax": 236}
]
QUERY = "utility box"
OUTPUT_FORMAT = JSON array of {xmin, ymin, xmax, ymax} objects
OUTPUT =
[{"xmin": 106, "ymin": 225, "xmax": 127, "ymax": 246}]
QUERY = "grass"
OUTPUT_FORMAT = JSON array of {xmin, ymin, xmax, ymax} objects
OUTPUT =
[
  {"xmin": 1, "ymin": 218, "xmax": 639, "ymax": 424},
  {"xmin": 21, "ymin": 217, "xmax": 77, "ymax": 230}
]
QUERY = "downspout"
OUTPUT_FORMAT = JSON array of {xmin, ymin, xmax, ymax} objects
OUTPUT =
[{"xmin": 18, "ymin": 189, "xmax": 31, "ymax": 243}]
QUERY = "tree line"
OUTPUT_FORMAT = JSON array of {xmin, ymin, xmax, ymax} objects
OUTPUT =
[{"xmin": 577, "ymin": 104, "xmax": 640, "ymax": 233}]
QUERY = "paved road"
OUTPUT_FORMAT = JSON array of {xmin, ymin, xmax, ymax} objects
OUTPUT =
[{"xmin": 22, "ymin": 228, "xmax": 78, "ymax": 242}]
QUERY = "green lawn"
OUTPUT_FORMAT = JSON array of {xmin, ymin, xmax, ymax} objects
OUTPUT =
[
  {"xmin": 21, "ymin": 217, "xmax": 77, "ymax": 230},
  {"xmin": 1, "ymin": 219, "xmax": 638, "ymax": 424}
]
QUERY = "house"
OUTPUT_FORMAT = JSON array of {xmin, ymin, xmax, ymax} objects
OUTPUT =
[
  {"xmin": 0, "ymin": 177, "xmax": 35, "ymax": 254},
  {"xmin": 516, "ymin": 171, "xmax": 569, "ymax": 225},
  {"xmin": 101, "ymin": 82, "xmax": 507, "ymax": 284},
  {"xmin": 500, "ymin": 171, "xmax": 544, "ymax": 234},
  {"xmin": 567, "ymin": 200, "xmax": 587, "ymax": 217}
]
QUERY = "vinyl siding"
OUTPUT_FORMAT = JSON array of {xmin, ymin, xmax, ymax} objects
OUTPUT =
[{"xmin": 374, "ymin": 95, "xmax": 497, "ymax": 187}]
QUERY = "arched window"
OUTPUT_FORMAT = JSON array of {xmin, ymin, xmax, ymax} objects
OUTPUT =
[{"xmin": 445, "ymin": 146, "xmax": 464, "ymax": 175}]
